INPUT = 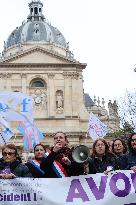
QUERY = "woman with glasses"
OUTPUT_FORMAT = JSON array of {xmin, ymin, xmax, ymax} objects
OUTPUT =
[
  {"xmin": 123, "ymin": 133, "xmax": 136, "ymax": 172},
  {"xmin": 0, "ymin": 144, "xmax": 31, "ymax": 179},
  {"xmin": 88, "ymin": 138, "xmax": 119, "ymax": 174},
  {"xmin": 112, "ymin": 138, "xmax": 127, "ymax": 169}
]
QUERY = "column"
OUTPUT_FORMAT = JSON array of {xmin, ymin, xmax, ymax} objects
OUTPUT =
[
  {"xmin": 6, "ymin": 73, "xmax": 12, "ymax": 91},
  {"xmin": 0, "ymin": 73, "xmax": 5, "ymax": 91},
  {"xmin": 63, "ymin": 72, "xmax": 72, "ymax": 117},
  {"xmin": 71, "ymin": 72, "xmax": 79, "ymax": 117},
  {"xmin": 77, "ymin": 72, "xmax": 89, "ymax": 118},
  {"xmin": 48, "ymin": 73, "xmax": 55, "ymax": 117},
  {"xmin": 21, "ymin": 73, "xmax": 27, "ymax": 93}
]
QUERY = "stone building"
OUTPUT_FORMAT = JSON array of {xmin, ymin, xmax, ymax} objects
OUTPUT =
[{"xmin": 0, "ymin": 0, "xmax": 119, "ymax": 153}]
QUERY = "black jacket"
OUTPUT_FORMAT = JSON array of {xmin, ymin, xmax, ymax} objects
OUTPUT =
[
  {"xmin": 0, "ymin": 158, "xmax": 32, "ymax": 177},
  {"xmin": 88, "ymin": 153, "xmax": 120, "ymax": 174},
  {"xmin": 40, "ymin": 148, "xmax": 85, "ymax": 178},
  {"xmin": 121, "ymin": 150, "xmax": 136, "ymax": 170},
  {"xmin": 40, "ymin": 150, "xmax": 71, "ymax": 178},
  {"xmin": 26, "ymin": 160, "xmax": 45, "ymax": 178}
]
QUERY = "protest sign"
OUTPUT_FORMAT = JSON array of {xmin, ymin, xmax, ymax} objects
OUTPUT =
[{"xmin": 0, "ymin": 171, "xmax": 135, "ymax": 205}]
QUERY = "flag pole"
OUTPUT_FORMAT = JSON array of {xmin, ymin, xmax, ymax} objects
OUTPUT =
[
  {"xmin": 0, "ymin": 133, "xmax": 6, "ymax": 144},
  {"xmin": 0, "ymin": 127, "xmax": 6, "ymax": 144}
]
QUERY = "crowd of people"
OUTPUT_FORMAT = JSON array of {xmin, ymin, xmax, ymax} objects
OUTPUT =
[{"xmin": 0, "ymin": 131, "xmax": 136, "ymax": 179}]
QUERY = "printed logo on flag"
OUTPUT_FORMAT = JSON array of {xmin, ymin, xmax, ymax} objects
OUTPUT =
[{"xmin": 88, "ymin": 112, "xmax": 108, "ymax": 140}]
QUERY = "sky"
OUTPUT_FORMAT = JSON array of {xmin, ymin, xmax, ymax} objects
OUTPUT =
[{"xmin": 0, "ymin": 0, "xmax": 136, "ymax": 106}]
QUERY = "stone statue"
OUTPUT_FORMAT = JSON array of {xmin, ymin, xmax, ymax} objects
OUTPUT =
[
  {"xmin": 41, "ymin": 93, "xmax": 47, "ymax": 109},
  {"xmin": 56, "ymin": 93, "xmax": 63, "ymax": 108},
  {"xmin": 97, "ymin": 97, "xmax": 100, "ymax": 107},
  {"xmin": 66, "ymin": 42, "xmax": 69, "ymax": 49},
  {"xmin": 108, "ymin": 100, "xmax": 114, "ymax": 116},
  {"xmin": 102, "ymin": 98, "xmax": 105, "ymax": 108},
  {"xmin": 93, "ymin": 95, "xmax": 97, "ymax": 105},
  {"xmin": 108, "ymin": 100, "xmax": 118, "ymax": 117},
  {"xmin": 113, "ymin": 100, "xmax": 118, "ymax": 115},
  {"xmin": 4, "ymin": 41, "xmax": 6, "ymax": 50}
]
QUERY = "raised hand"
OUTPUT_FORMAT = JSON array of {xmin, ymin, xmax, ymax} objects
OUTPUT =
[
  {"xmin": 53, "ymin": 143, "xmax": 63, "ymax": 152},
  {"xmin": 0, "ymin": 173, "xmax": 16, "ymax": 179},
  {"xmin": 62, "ymin": 156, "xmax": 71, "ymax": 165}
]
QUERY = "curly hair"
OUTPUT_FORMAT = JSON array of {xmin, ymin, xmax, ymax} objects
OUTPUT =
[
  {"xmin": 2, "ymin": 144, "xmax": 18, "ymax": 156},
  {"xmin": 92, "ymin": 138, "xmax": 110, "ymax": 157},
  {"xmin": 112, "ymin": 138, "xmax": 127, "ymax": 154},
  {"xmin": 127, "ymin": 133, "xmax": 136, "ymax": 152}
]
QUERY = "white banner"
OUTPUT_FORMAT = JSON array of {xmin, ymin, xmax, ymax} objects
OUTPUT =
[
  {"xmin": 0, "ymin": 171, "xmax": 136, "ymax": 205},
  {"xmin": 0, "ymin": 92, "xmax": 33, "ymax": 123}
]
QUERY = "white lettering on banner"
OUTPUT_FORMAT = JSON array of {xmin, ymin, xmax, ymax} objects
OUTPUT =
[{"xmin": 0, "ymin": 171, "xmax": 136, "ymax": 205}]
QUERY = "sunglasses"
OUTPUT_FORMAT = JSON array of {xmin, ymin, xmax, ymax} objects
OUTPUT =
[
  {"xmin": 2, "ymin": 152, "xmax": 15, "ymax": 156},
  {"xmin": 131, "ymin": 139, "xmax": 136, "ymax": 142}
]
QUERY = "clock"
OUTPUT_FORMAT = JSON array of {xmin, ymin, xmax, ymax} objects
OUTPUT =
[{"xmin": 34, "ymin": 96, "xmax": 42, "ymax": 104}]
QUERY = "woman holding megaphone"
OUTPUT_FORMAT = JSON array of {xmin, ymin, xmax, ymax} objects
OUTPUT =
[{"xmin": 40, "ymin": 131, "xmax": 86, "ymax": 177}]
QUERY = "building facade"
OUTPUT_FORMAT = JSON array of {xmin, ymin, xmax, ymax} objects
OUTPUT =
[{"xmin": 0, "ymin": 0, "xmax": 119, "ymax": 153}]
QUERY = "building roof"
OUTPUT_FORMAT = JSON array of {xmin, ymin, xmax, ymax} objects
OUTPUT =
[
  {"xmin": 84, "ymin": 93, "xmax": 94, "ymax": 107},
  {"xmin": 5, "ymin": 0, "xmax": 67, "ymax": 50}
]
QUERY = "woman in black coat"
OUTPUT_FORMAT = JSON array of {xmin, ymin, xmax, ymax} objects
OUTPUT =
[
  {"xmin": 88, "ymin": 138, "xmax": 120, "ymax": 174},
  {"xmin": 112, "ymin": 138, "xmax": 127, "ymax": 170},
  {"xmin": 26, "ymin": 143, "xmax": 47, "ymax": 178},
  {"xmin": 40, "ymin": 132, "xmax": 85, "ymax": 178},
  {"xmin": 122, "ymin": 133, "xmax": 136, "ymax": 172},
  {"xmin": 0, "ymin": 144, "xmax": 31, "ymax": 179}
]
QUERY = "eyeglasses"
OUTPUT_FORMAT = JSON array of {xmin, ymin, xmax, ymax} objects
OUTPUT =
[
  {"xmin": 95, "ymin": 144, "xmax": 105, "ymax": 148},
  {"xmin": 2, "ymin": 152, "xmax": 15, "ymax": 156},
  {"xmin": 131, "ymin": 139, "xmax": 136, "ymax": 142}
]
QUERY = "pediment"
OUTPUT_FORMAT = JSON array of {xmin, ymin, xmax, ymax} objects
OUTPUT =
[{"xmin": 2, "ymin": 46, "xmax": 74, "ymax": 64}]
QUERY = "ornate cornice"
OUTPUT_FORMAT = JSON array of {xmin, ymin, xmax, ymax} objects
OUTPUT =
[
  {"xmin": 0, "ymin": 63, "xmax": 86, "ymax": 70},
  {"xmin": 0, "ymin": 73, "xmax": 12, "ymax": 79},
  {"xmin": 62, "ymin": 71, "xmax": 79, "ymax": 79},
  {"xmin": 48, "ymin": 73, "xmax": 55, "ymax": 79}
]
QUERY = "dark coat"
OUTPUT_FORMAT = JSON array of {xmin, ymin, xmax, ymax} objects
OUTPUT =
[
  {"xmin": 88, "ymin": 153, "xmax": 120, "ymax": 174},
  {"xmin": 40, "ymin": 147, "xmax": 85, "ymax": 178},
  {"xmin": 26, "ymin": 160, "xmax": 45, "ymax": 178},
  {"xmin": 0, "ymin": 158, "xmax": 32, "ymax": 177},
  {"xmin": 115, "ymin": 154, "xmax": 128, "ymax": 170},
  {"xmin": 122, "ymin": 150, "xmax": 136, "ymax": 170},
  {"xmin": 40, "ymin": 150, "xmax": 69, "ymax": 178}
]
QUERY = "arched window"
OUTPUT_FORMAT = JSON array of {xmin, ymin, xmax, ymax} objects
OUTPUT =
[
  {"xmin": 31, "ymin": 8, "xmax": 33, "ymax": 14},
  {"xmin": 34, "ymin": 7, "xmax": 38, "ymax": 15},
  {"xmin": 30, "ymin": 79, "xmax": 46, "ymax": 88}
]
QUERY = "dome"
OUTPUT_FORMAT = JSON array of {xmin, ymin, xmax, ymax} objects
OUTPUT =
[{"xmin": 5, "ymin": 0, "xmax": 67, "ymax": 50}]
